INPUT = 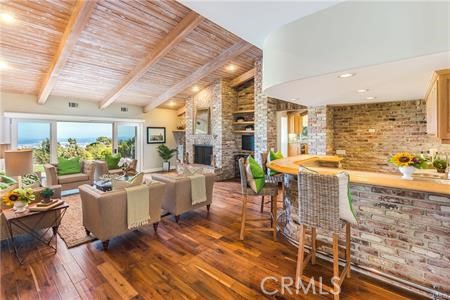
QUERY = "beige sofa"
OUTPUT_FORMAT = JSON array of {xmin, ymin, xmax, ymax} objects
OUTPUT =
[
  {"xmin": 44, "ymin": 160, "xmax": 95, "ymax": 191},
  {"xmin": 79, "ymin": 181, "xmax": 165, "ymax": 250},
  {"xmin": 1, "ymin": 185, "xmax": 62, "ymax": 241},
  {"xmin": 150, "ymin": 173, "xmax": 215, "ymax": 223}
]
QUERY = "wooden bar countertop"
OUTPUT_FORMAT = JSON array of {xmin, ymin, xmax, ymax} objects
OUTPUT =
[{"xmin": 267, "ymin": 155, "xmax": 450, "ymax": 195}]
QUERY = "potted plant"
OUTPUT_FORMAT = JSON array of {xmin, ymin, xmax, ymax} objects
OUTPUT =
[
  {"xmin": 389, "ymin": 152, "xmax": 424, "ymax": 180},
  {"xmin": 157, "ymin": 144, "xmax": 177, "ymax": 172},
  {"xmin": 41, "ymin": 187, "xmax": 54, "ymax": 203},
  {"xmin": 433, "ymin": 157, "xmax": 448, "ymax": 173},
  {"xmin": 2, "ymin": 188, "xmax": 35, "ymax": 213}
]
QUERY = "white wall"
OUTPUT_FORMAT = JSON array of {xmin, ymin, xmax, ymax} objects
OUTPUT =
[
  {"xmin": 1, "ymin": 93, "xmax": 179, "ymax": 172},
  {"xmin": 1, "ymin": 92, "xmax": 143, "ymax": 118},
  {"xmin": 263, "ymin": 1, "xmax": 450, "ymax": 91},
  {"xmin": 141, "ymin": 108, "xmax": 179, "ymax": 171}
]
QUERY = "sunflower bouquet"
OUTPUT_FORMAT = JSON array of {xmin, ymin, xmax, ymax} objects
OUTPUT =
[
  {"xmin": 389, "ymin": 152, "xmax": 425, "ymax": 168},
  {"xmin": 2, "ymin": 188, "xmax": 35, "ymax": 207}
]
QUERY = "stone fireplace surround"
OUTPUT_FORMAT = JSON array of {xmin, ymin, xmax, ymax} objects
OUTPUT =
[{"xmin": 183, "ymin": 80, "xmax": 235, "ymax": 180}]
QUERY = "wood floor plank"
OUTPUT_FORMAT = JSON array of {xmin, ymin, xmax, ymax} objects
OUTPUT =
[{"xmin": 97, "ymin": 262, "xmax": 139, "ymax": 300}]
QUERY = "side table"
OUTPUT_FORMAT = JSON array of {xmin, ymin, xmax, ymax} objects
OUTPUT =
[{"xmin": 3, "ymin": 201, "xmax": 69, "ymax": 264}]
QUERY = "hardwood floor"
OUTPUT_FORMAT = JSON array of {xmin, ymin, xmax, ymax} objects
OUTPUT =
[{"xmin": 1, "ymin": 181, "xmax": 425, "ymax": 300}]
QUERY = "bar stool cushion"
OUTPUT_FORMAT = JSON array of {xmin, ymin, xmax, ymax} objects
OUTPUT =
[{"xmin": 245, "ymin": 156, "xmax": 265, "ymax": 193}]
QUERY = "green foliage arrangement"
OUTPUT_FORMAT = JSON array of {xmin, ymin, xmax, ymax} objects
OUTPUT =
[
  {"xmin": 32, "ymin": 136, "xmax": 135, "ymax": 168},
  {"xmin": 157, "ymin": 144, "xmax": 177, "ymax": 162},
  {"xmin": 41, "ymin": 187, "xmax": 54, "ymax": 199},
  {"xmin": 433, "ymin": 159, "xmax": 448, "ymax": 172}
]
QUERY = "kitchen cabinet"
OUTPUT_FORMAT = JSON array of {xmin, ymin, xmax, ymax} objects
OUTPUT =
[
  {"xmin": 426, "ymin": 69, "xmax": 450, "ymax": 143},
  {"xmin": 288, "ymin": 113, "xmax": 302, "ymax": 134}
]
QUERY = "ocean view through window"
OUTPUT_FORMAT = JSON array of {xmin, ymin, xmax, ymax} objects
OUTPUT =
[{"xmin": 17, "ymin": 122, "xmax": 137, "ymax": 172}]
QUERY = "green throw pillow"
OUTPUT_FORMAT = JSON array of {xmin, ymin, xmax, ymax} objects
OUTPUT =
[
  {"xmin": 57, "ymin": 157, "xmax": 81, "ymax": 175},
  {"xmin": 268, "ymin": 150, "xmax": 284, "ymax": 176},
  {"xmin": 0, "ymin": 175, "xmax": 17, "ymax": 184},
  {"xmin": 245, "ymin": 156, "xmax": 265, "ymax": 193},
  {"xmin": 105, "ymin": 154, "xmax": 121, "ymax": 170}
]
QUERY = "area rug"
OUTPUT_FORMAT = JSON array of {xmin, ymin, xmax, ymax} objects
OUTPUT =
[{"xmin": 58, "ymin": 194, "xmax": 97, "ymax": 248}]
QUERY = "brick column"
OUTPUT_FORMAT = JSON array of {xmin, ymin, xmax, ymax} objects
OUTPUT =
[
  {"xmin": 220, "ymin": 80, "xmax": 237, "ymax": 179},
  {"xmin": 254, "ymin": 59, "xmax": 268, "ymax": 163},
  {"xmin": 308, "ymin": 106, "xmax": 334, "ymax": 155}
]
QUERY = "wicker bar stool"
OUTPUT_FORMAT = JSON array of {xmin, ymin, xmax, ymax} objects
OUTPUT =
[
  {"xmin": 238, "ymin": 158, "xmax": 278, "ymax": 241},
  {"xmin": 295, "ymin": 171, "xmax": 352, "ymax": 300},
  {"xmin": 260, "ymin": 151, "xmax": 283, "ymax": 213}
]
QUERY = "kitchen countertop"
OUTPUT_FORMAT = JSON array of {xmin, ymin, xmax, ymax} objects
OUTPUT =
[{"xmin": 267, "ymin": 155, "xmax": 450, "ymax": 195}]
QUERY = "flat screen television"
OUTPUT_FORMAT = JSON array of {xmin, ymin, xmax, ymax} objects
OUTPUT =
[{"xmin": 242, "ymin": 135, "xmax": 254, "ymax": 151}]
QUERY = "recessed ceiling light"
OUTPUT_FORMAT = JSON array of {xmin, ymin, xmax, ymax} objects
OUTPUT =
[
  {"xmin": 0, "ymin": 61, "xmax": 9, "ymax": 70},
  {"xmin": 357, "ymin": 89, "xmax": 368, "ymax": 93},
  {"xmin": 226, "ymin": 64, "xmax": 237, "ymax": 72},
  {"xmin": 366, "ymin": 96, "xmax": 376, "ymax": 100},
  {"xmin": 168, "ymin": 101, "xmax": 176, "ymax": 107},
  {"xmin": 1, "ymin": 13, "xmax": 15, "ymax": 24},
  {"xmin": 191, "ymin": 85, "xmax": 200, "ymax": 92},
  {"xmin": 338, "ymin": 73, "xmax": 355, "ymax": 78}
]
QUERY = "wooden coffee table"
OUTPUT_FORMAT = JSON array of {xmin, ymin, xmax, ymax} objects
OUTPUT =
[{"xmin": 3, "ymin": 201, "xmax": 69, "ymax": 264}]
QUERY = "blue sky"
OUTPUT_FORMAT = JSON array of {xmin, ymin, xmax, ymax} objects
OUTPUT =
[
  {"xmin": 57, "ymin": 122, "xmax": 112, "ymax": 140},
  {"xmin": 18, "ymin": 121, "xmax": 135, "ymax": 142}
]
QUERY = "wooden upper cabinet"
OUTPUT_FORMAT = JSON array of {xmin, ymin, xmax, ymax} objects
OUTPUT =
[
  {"xmin": 288, "ymin": 113, "xmax": 294, "ymax": 134},
  {"xmin": 426, "ymin": 69, "xmax": 450, "ymax": 143},
  {"xmin": 294, "ymin": 115, "xmax": 302, "ymax": 134},
  {"xmin": 288, "ymin": 113, "xmax": 302, "ymax": 134}
]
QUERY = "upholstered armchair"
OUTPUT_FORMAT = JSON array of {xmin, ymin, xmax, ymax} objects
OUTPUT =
[
  {"xmin": 44, "ymin": 160, "xmax": 95, "ymax": 191},
  {"xmin": 79, "ymin": 180, "xmax": 165, "ymax": 250},
  {"xmin": 150, "ymin": 173, "xmax": 215, "ymax": 223},
  {"xmin": 0, "ymin": 185, "xmax": 62, "ymax": 241}
]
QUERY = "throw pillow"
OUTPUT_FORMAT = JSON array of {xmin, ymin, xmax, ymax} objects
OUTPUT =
[
  {"xmin": 57, "ymin": 157, "xmax": 81, "ymax": 175},
  {"xmin": 112, "ymin": 172, "xmax": 144, "ymax": 191},
  {"xmin": 105, "ymin": 154, "xmax": 121, "ymax": 170},
  {"xmin": 336, "ymin": 172, "xmax": 357, "ymax": 224},
  {"xmin": 245, "ymin": 156, "xmax": 265, "ymax": 193},
  {"xmin": 267, "ymin": 150, "xmax": 284, "ymax": 176}
]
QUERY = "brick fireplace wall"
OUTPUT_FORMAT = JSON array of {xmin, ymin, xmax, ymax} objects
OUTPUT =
[
  {"xmin": 332, "ymin": 100, "xmax": 450, "ymax": 173},
  {"xmin": 185, "ymin": 80, "xmax": 236, "ymax": 180}
]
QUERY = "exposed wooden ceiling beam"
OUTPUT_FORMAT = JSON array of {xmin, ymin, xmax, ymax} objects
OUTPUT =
[
  {"xmin": 37, "ymin": 0, "xmax": 97, "ymax": 104},
  {"xmin": 230, "ymin": 67, "xmax": 255, "ymax": 87},
  {"xmin": 99, "ymin": 11, "xmax": 203, "ymax": 109},
  {"xmin": 144, "ymin": 40, "xmax": 252, "ymax": 112}
]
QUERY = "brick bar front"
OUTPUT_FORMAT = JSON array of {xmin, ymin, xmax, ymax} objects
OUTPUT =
[{"xmin": 278, "ymin": 174, "xmax": 450, "ymax": 295}]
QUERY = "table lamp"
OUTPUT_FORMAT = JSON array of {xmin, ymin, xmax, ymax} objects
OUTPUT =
[{"xmin": 5, "ymin": 149, "xmax": 33, "ymax": 188}]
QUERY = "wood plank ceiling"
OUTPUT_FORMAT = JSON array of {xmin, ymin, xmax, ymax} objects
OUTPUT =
[{"xmin": 0, "ymin": 0, "xmax": 262, "ymax": 110}]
